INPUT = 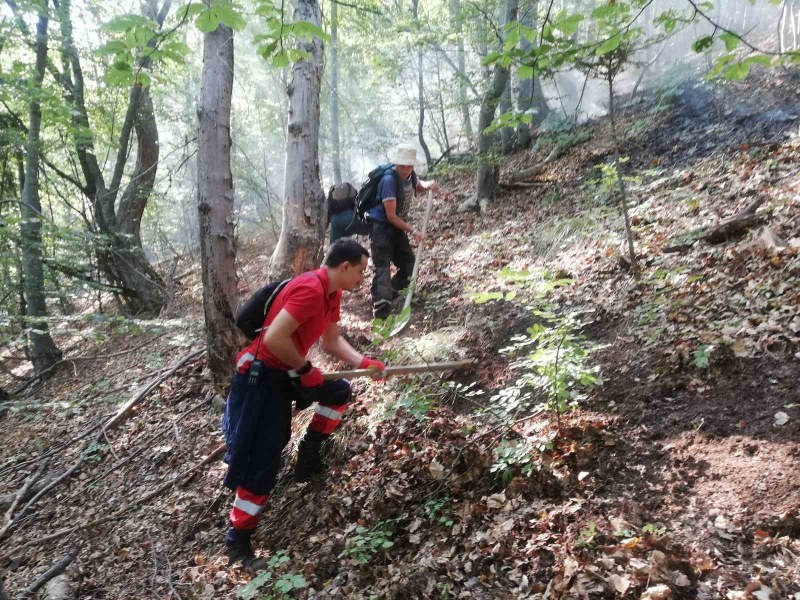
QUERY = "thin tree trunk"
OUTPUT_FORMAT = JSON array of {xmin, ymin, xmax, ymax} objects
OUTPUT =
[
  {"xmin": 412, "ymin": 0, "xmax": 432, "ymax": 168},
  {"xmin": 608, "ymin": 75, "xmax": 640, "ymax": 278},
  {"xmin": 329, "ymin": 0, "xmax": 342, "ymax": 185},
  {"xmin": 435, "ymin": 54, "xmax": 450, "ymax": 152},
  {"xmin": 450, "ymin": 0, "xmax": 473, "ymax": 142},
  {"xmin": 19, "ymin": 9, "xmax": 62, "ymax": 375},
  {"xmin": 500, "ymin": 79, "xmax": 514, "ymax": 154},
  {"xmin": 197, "ymin": 15, "xmax": 239, "ymax": 380},
  {"xmin": 779, "ymin": 0, "xmax": 788, "ymax": 53},
  {"xmin": 474, "ymin": 0, "xmax": 518, "ymax": 210},
  {"xmin": 516, "ymin": 0, "xmax": 549, "ymax": 148},
  {"xmin": 270, "ymin": 0, "xmax": 326, "ymax": 279}
]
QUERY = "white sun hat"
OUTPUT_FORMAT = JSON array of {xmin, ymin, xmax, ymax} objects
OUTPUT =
[{"xmin": 388, "ymin": 143, "xmax": 419, "ymax": 167}]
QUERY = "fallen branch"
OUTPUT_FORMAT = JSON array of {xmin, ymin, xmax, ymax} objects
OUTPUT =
[
  {"xmin": 0, "ymin": 443, "xmax": 226, "ymax": 559},
  {"xmin": 505, "ymin": 145, "xmax": 564, "ymax": 183},
  {"xmin": 498, "ymin": 180, "xmax": 551, "ymax": 189},
  {"xmin": 11, "ymin": 347, "xmax": 206, "ymax": 527},
  {"xmin": 101, "ymin": 346, "xmax": 206, "ymax": 433},
  {"xmin": 0, "ymin": 476, "xmax": 56, "ymax": 512},
  {"xmin": 21, "ymin": 547, "xmax": 79, "ymax": 598},
  {"xmin": 664, "ymin": 196, "xmax": 769, "ymax": 253},
  {"xmin": 0, "ymin": 460, "xmax": 48, "ymax": 540}
]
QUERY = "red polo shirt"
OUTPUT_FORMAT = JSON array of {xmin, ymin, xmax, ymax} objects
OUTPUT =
[{"xmin": 235, "ymin": 268, "xmax": 342, "ymax": 373}]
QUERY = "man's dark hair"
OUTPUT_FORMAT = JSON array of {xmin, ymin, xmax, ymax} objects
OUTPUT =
[{"xmin": 324, "ymin": 238, "xmax": 369, "ymax": 267}]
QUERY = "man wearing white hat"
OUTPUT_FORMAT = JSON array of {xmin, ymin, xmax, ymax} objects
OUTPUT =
[{"xmin": 366, "ymin": 143, "xmax": 440, "ymax": 320}]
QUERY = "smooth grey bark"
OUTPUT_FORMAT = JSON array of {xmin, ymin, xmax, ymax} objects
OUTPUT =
[
  {"xmin": 474, "ymin": 0, "xmax": 517, "ymax": 210},
  {"xmin": 270, "ymin": 0, "xmax": 325, "ymax": 279},
  {"xmin": 412, "ymin": 0, "xmax": 432, "ymax": 168},
  {"xmin": 329, "ymin": 0, "xmax": 342, "ymax": 184},
  {"xmin": 516, "ymin": 0, "xmax": 549, "ymax": 148},
  {"xmin": 55, "ymin": 0, "xmax": 168, "ymax": 316},
  {"xmin": 19, "ymin": 9, "xmax": 63, "ymax": 374},
  {"xmin": 197, "ymin": 18, "xmax": 239, "ymax": 380},
  {"xmin": 450, "ymin": 0, "xmax": 473, "ymax": 142}
]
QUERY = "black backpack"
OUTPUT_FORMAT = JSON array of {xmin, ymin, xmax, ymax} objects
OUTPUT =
[
  {"xmin": 235, "ymin": 279, "xmax": 291, "ymax": 340},
  {"xmin": 356, "ymin": 164, "xmax": 397, "ymax": 218}
]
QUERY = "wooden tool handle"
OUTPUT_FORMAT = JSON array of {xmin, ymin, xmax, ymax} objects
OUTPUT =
[{"xmin": 322, "ymin": 359, "xmax": 475, "ymax": 381}]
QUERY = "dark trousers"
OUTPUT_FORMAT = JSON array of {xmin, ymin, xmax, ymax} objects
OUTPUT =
[
  {"xmin": 222, "ymin": 369, "xmax": 351, "ymax": 537},
  {"xmin": 369, "ymin": 221, "xmax": 415, "ymax": 317}
]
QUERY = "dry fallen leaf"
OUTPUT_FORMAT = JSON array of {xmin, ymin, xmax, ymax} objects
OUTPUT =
[
  {"xmin": 773, "ymin": 411, "xmax": 789, "ymax": 426},
  {"xmin": 641, "ymin": 583, "xmax": 672, "ymax": 600},
  {"xmin": 609, "ymin": 573, "xmax": 632, "ymax": 594}
]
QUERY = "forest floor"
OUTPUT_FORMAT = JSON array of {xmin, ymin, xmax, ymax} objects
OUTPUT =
[{"xmin": 1, "ymin": 66, "xmax": 800, "ymax": 599}]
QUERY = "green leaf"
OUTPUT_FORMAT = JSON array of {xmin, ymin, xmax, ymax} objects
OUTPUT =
[
  {"xmin": 556, "ymin": 14, "xmax": 583, "ymax": 35},
  {"xmin": 212, "ymin": 1, "xmax": 246, "ymax": 30},
  {"xmin": 723, "ymin": 62, "xmax": 750, "ymax": 81},
  {"xmin": 287, "ymin": 48, "xmax": 312, "ymax": 62},
  {"xmin": 292, "ymin": 20, "xmax": 329, "ymax": 42},
  {"xmin": 135, "ymin": 71, "xmax": 151, "ymax": 87},
  {"xmin": 707, "ymin": 53, "xmax": 734, "ymax": 78},
  {"xmin": 591, "ymin": 4, "xmax": 616, "ymax": 19},
  {"xmin": 481, "ymin": 51, "xmax": 502, "ymax": 66},
  {"xmin": 272, "ymin": 49, "xmax": 290, "ymax": 68},
  {"xmin": 719, "ymin": 31, "xmax": 739, "ymax": 51},
  {"xmin": 182, "ymin": 1, "xmax": 207, "ymax": 17},
  {"xmin": 195, "ymin": 9, "xmax": 219, "ymax": 33},
  {"xmin": 504, "ymin": 27, "xmax": 520, "ymax": 50},
  {"xmin": 96, "ymin": 40, "xmax": 128, "ymax": 56},
  {"xmin": 237, "ymin": 571, "xmax": 272, "ymax": 599},
  {"xmin": 105, "ymin": 66, "xmax": 135, "ymax": 86},
  {"xmin": 518, "ymin": 65, "xmax": 534, "ymax": 79},
  {"xmin": 125, "ymin": 29, "xmax": 137, "ymax": 49},
  {"xmin": 692, "ymin": 35, "xmax": 714, "ymax": 52},
  {"xmin": 103, "ymin": 15, "xmax": 153, "ymax": 33},
  {"xmin": 743, "ymin": 54, "xmax": 771, "ymax": 66},
  {"xmin": 596, "ymin": 33, "xmax": 621, "ymax": 55}
]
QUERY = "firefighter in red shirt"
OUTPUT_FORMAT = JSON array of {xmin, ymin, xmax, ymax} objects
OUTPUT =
[{"xmin": 221, "ymin": 239, "xmax": 385, "ymax": 565}]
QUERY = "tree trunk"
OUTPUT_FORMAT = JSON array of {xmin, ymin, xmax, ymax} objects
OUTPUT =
[
  {"xmin": 779, "ymin": 0, "xmax": 788, "ymax": 53},
  {"xmin": 412, "ymin": 0, "xmax": 432, "ymax": 169},
  {"xmin": 475, "ymin": 0, "xmax": 517, "ymax": 210},
  {"xmin": 608, "ymin": 75, "xmax": 640, "ymax": 278},
  {"xmin": 197, "ymin": 16, "xmax": 239, "ymax": 380},
  {"xmin": 500, "ymin": 79, "xmax": 514, "ymax": 154},
  {"xmin": 270, "ymin": 0, "xmax": 325, "ymax": 279},
  {"xmin": 516, "ymin": 0, "xmax": 549, "ymax": 148},
  {"xmin": 329, "ymin": 0, "xmax": 342, "ymax": 185},
  {"xmin": 55, "ymin": 0, "xmax": 168, "ymax": 317},
  {"xmin": 19, "ymin": 10, "xmax": 62, "ymax": 375},
  {"xmin": 450, "ymin": 0, "xmax": 474, "ymax": 143}
]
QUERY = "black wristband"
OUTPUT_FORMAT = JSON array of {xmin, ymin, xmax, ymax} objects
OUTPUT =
[{"xmin": 296, "ymin": 360, "xmax": 313, "ymax": 376}]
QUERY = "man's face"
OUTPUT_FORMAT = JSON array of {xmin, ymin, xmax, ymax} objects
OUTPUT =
[
  {"xmin": 395, "ymin": 165, "xmax": 414, "ymax": 180},
  {"xmin": 340, "ymin": 256, "xmax": 369, "ymax": 291}
]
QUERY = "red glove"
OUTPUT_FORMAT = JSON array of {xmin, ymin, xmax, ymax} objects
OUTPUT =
[
  {"xmin": 360, "ymin": 356, "xmax": 386, "ymax": 379},
  {"xmin": 300, "ymin": 366, "xmax": 323, "ymax": 388}
]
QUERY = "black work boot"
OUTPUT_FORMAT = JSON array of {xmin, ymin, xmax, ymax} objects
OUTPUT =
[
  {"xmin": 225, "ymin": 527, "xmax": 255, "ymax": 567},
  {"xmin": 294, "ymin": 429, "xmax": 328, "ymax": 483},
  {"xmin": 373, "ymin": 300, "xmax": 392, "ymax": 321}
]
